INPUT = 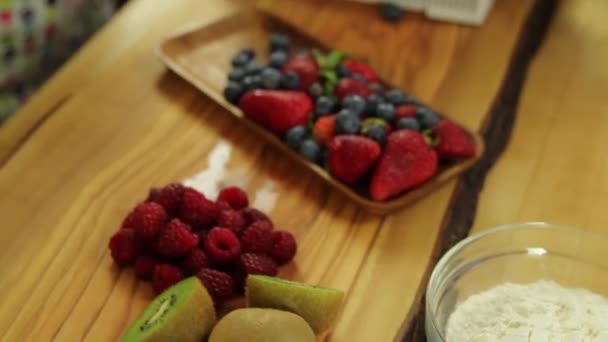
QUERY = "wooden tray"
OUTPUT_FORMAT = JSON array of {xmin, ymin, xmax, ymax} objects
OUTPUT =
[{"xmin": 157, "ymin": 9, "xmax": 484, "ymax": 214}]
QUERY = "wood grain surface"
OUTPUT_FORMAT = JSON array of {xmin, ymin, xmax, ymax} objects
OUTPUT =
[{"xmin": 0, "ymin": 0, "xmax": 537, "ymax": 341}]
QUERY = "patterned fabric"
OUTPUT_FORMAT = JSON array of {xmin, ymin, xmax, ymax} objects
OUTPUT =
[{"xmin": 0, "ymin": 0, "xmax": 115, "ymax": 124}]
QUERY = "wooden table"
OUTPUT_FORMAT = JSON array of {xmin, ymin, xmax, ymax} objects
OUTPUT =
[{"xmin": 1, "ymin": 0, "xmax": 604, "ymax": 341}]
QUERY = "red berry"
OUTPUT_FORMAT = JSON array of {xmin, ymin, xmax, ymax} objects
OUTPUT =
[
  {"xmin": 217, "ymin": 209, "xmax": 247, "ymax": 235},
  {"xmin": 313, "ymin": 115, "xmax": 336, "ymax": 146},
  {"xmin": 217, "ymin": 186, "xmax": 249, "ymax": 210},
  {"xmin": 121, "ymin": 211, "xmax": 137, "ymax": 229},
  {"xmin": 433, "ymin": 120, "xmax": 476, "ymax": 159},
  {"xmin": 241, "ymin": 207, "xmax": 273, "ymax": 228},
  {"xmin": 146, "ymin": 187, "xmax": 161, "ymax": 202},
  {"xmin": 179, "ymin": 249, "xmax": 209, "ymax": 276},
  {"xmin": 334, "ymin": 78, "xmax": 372, "ymax": 101},
  {"xmin": 395, "ymin": 104, "xmax": 416, "ymax": 120},
  {"xmin": 135, "ymin": 255, "xmax": 159, "ymax": 280},
  {"xmin": 152, "ymin": 264, "xmax": 183, "ymax": 293},
  {"xmin": 216, "ymin": 200, "xmax": 232, "ymax": 211},
  {"xmin": 109, "ymin": 228, "xmax": 140, "ymax": 265},
  {"xmin": 237, "ymin": 253, "xmax": 278, "ymax": 284},
  {"xmin": 130, "ymin": 202, "xmax": 168, "ymax": 240},
  {"xmin": 179, "ymin": 188, "xmax": 219, "ymax": 229},
  {"xmin": 342, "ymin": 59, "xmax": 378, "ymax": 83},
  {"xmin": 204, "ymin": 227, "xmax": 241, "ymax": 264},
  {"xmin": 196, "ymin": 268, "xmax": 236, "ymax": 305},
  {"xmin": 157, "ymin": 219, "xmax": 199, "ymax": 257},
  {"xmin": 240, "ymin": 221, "xmax": 273, "ymax": 254},
  {"xmin": 150, "ymin": 183, "xmax": 185, "ymax": 215},
  {"xmin": 269, "ymin": 230, "xmax": 297, "ymax": 264}
]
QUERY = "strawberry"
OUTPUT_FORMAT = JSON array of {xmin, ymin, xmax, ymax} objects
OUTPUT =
[
  {"xmin": 395, "ymin": 104, "xmax": 417, "ymax": 121},
  {"xmin": 334, "ymin": 78, "xmax": 372, "ymax": 101},
  {"xmin": 370, "ymin": 130, "xmax": 438, "ymax": 200},
  {"xmin": 281, "ymin": 52, "xmax": 319, "ymax": 91},
  {"xmin": 433, "ymin": 120, "xmax": 476, "ymax": 159},
  {"xmin": 328, "ymin": 135, "xmax": 381, "ymax": 183},
  {"xmin": 313, "ymin": 115, "xmax": 336, "ymax": 146},
  {"xmin": 342, "ymin": 59, "xmax": 378, "ymax": 83},
  {"xmin": 239, "ymin": 90, "xmax": 313, "ymax": 135}
]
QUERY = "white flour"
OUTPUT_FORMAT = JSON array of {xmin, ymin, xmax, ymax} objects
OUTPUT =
[{"xmin": 445, "ymin": 280, "xmax": 608, "ymax": 342}]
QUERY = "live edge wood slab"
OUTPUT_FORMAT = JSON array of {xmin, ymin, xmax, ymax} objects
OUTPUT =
[{"xmin": 0, "ymin": 0, "xmax": 547, "ymax": 341}]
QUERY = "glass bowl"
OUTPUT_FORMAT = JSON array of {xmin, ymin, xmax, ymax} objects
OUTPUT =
[{"xmin": 425, "ymin": 222, "xmax": 608, "ymax": 342}]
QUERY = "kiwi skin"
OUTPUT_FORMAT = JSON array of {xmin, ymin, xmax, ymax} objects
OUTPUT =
[
  {"xmin": 121, "ymin": 277, "xmax": 216, "ymax": 342},
  {"xmin": 209, "ymin": 308, "xmax": 316, "ymax": 342}
]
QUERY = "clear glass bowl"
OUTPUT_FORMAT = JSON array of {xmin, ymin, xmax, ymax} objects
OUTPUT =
[{"xmin": 425, "ymin": 222, "xmax": 608, "ymax": 342}]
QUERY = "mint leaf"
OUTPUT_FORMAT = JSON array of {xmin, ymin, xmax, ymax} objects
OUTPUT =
[
  {"xmin": 325, "ymin": 50, "xmax": 345, "ymax": 70},
  {"xmin": 312, "ymin": 49, "xmax": 326, "ymax": 68}
]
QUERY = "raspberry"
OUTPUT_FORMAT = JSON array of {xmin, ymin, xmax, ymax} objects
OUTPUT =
[
  {"xmin": 152, "ymin": 264, "xmax": 183, "ymax": 293},
  {"xmin": 204, "ymin": 227, "xmax": 241, "ymax": 264},
  {"xmin": 146, "ymin": 187, "xmax": 161, "ymax": 202},
  {"xmin": 179, "ymin": 249, "xmax": 209, "ymax": 276},
  {"xmin": 157, "ymin": 219, "xmax": 199, "ymax": 257},
  {"xmin": 395, "ymin": 104, "xmax": 416, "ymax": 121},
  {"xmin": 195, "ymin": 230, "xmax": 208, "ymax": 248},
  {"xmin": 269, "ymin": 230, "xmax": 297, "ymax": 264},
  {"xmin": 216, "ymin": 200, "xmax": 232, "ymax": 211},
  {"xmin": 240, "ymin": 221, "xmax": 273, "ymax": 254},
  {"xmin": 135, "ymin": 255, "xmax": 159, "ymax": 280},
  {"xmin": 217, "ymin": 209, "xmax": 246, "ymax": 235},
  {"xmin": 121, "ymin": 211, "xmax": 137, "ymax": 229},
  {"xmin": 109, "ymin": 228, "xmax": 140, "ymax": 265},
  {"xmin": 241, "ymin": 207, "xmax": 273, "ymax": 228},
  {"xmin": 237, "ymin": 253, "xmax": 278, "ymax": 284},
  {"xmin": 150, "ymin": 183, "xmax": 185, "ymax": 215},
  {"xmin": 130, "ymin": 202, "xmax": 168, "ymax": 240},
  {"xmin": 179, "ymin": 188, "xmax": 219, "ymax": 229},
  {"xmin": 217, "ymin": 186, "xmax": 249, "ymax": 210},
  {"xmin": 196, "ymin": 268, "xmax": 235, "ymax": 305}
]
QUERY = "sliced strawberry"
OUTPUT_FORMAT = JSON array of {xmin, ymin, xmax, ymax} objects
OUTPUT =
[
  {"xmin": 281, "ymin": 53, "xmax": 319, "ymax": 91},
  {"xmin": 342, "ymin": 59, "xmax": 378, "ymax": 83},
  {"xmin": 433, "ymin": 120, "xmax": 476, "ymax": 159},
  {"xmin": 328, "ymin": 135, "xmax": 381, "ymax": 183},
  {"xmin": 370, "ymin": 130, "xmax": 438, "ymax": 200},
  {"xmin": 313, "ymin": 115, "xmax": 336, "ymax": 146},
  {"xmin": 239, "ymin": 90, "xmax": 313, "ymax": 135},
  {"xmin": 334, "ymin": 78, "xmax": 372, "ymax": 101}
]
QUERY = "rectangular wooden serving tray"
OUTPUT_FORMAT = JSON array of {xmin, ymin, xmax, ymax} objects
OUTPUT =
[{"xmin": 157, "ymin": 8, "xmax": 484, "ymax": 215}]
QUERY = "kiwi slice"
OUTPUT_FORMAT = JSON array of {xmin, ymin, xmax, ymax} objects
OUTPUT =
[
  {"xmin": 122, "ymin": 277, "xmax": 216, "ymax": 342},
  {"xmin": 246, "ymin": 275, "xmax": 344, "ymax": 333},
  {"xmin": 209, "ymin": 308, "xmax": 315, "ymax": 342}
]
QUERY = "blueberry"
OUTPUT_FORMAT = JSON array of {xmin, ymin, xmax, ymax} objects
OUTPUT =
[
  {"xmin": 270, "ymin": 33, "xmax": 291, "ymax": 52},
  {"xmin": 224, "ymin": 81, "xmax": 245, "ymax": 104},
  {"xmin": 281, "ymin": 71, "xmax": 300, "ymax": 89},
  {"xmin": 342, "ymin": 94, "xmax": 367, "ymax": 116},
  {"xmin": 228, "ymin": 68, "xmax": 246, "ymax": 82},
  {"xmin": 379, "ymin": 3, "xmax": 404, "ymax": 22},
  {"xmin": 286, "ymin": 125, "xmax": 309, "ymax": 150},
  {"xmin": 315, "ymin": 96, "xmax": 335, "ymax": 116},
  {"xmin": 260, "ymin": 68, "xmax": 282, "ymax": 89},
  {"xmin": 376, "ymin": 103, "xmax": 396, "ymax": 121},
  {"xmin": 309, "ymin": 82, "xmax": 323, "ymax": 98},
  {"xmin": 336, "ymin": 64, "xmax": 351, "ymax": 78},
  {"xmin": 244, "ymin": 61, "xmax": 264, "ymax": 76},
  {"xmin": 269, "ymin": 50, "xmax": 289, "ymax": 68},
  {"xmin": 396, "ymin": 117, "xmax": 420, "ymax": 131},
  {"xmin": 352, "ymin": 73, "xmax": 367, "ymax": 84},
  {"xmin": 404, "ymin": 95, "xmax": 423, "ymax": 106},
  {"xmin": 415, "ymin": 108, "xmax": 440, "ymax": 129},
  {"xmin": 231, "ymin": 48, "xmax": 255, "ymax": 67},
  {"xmin": 384, "ymin": 88, "xmax": 408, "ymax": 105},
  {"xmin": 335, "ymin": 111, "xmax": 361, "ymax": 134},
  {"xmin": 366, "ymin": 93, "xmax": 383, "ymax": 115},
  {"xmin": 367, "ymin": 125, "xmax": 387, "ymax": 145},
  {"xmin": 243, "ymin": 75, "xmax": 262, "ymax": 90},
  {"xmin": 298, "ymin": 139, "xmax": 322, "ymax": 163}
]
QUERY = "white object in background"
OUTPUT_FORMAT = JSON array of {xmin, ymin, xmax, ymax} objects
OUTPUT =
[
  {"xmin": 350, "ymin": 0, "xmax": 424, "ymax": 11},
  {"xmin": 426, "ymin": 0, "xmax": 495, "ymax": 26}
]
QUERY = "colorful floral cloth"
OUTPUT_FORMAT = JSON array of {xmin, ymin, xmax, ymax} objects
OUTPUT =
[{"xmin": 0, "ymin": 0, "xmax": 115, "ymax": 124}]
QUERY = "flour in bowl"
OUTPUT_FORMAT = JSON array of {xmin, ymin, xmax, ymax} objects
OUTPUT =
[{"xmin": 446, "ymin": 280, "xmax": 608, "ymax": 342}]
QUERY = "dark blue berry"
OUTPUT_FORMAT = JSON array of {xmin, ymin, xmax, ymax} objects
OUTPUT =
[
  {"xmin": 298, "ymin": 139, "xmax": 322, "ymax": 163},
  {"xmin": 243, "ymin": 75, "xmax": 262, "ymax": 90},
  {"xmin": 224, "ymin": 81, "xmax": 245, "ymax": 104},
  {"xmin": 379, "ymin": 3, "xmax": 404, "ymax": 22},
  {"xmin": 270, "ymin": 33, "xmax": 291, "ymax": 52},
  {"xmin": 281, "ymin": 71, "xmax": 300, "ymax": 89},
  {"xmin": 396, "ymin": 117, "xmax": 420, "ymax": 131},
  {"xmin": 376, "ymin": 103, "xmax": 396, "ymax": 121},
  {"xmin": 231, "ymin": 48, "xmax": 255, "ymax": 67},
  {"xmin": 336, "ymin": 64, "xmax": 352, "ymax": 78},
  {"xmin": 228, "ymin": 68, "xmax": 246, "ymax": 82},
  {"xmin": 315, "ymin": 96, "xmax": 335, "ymax": 116},
  {"xmin": 286, "ymin": 126, "xmax": 309, "ymax": 150},
  {"xmin": 269, "ymin": 50, "xmax": 289, "ymax": 68},
  {"xmin": 342, "ymin": 94, "xmax": 367, "ymax": 116},
  {"xmin": 404, "ymin": 95, "xmax": 423, "ymax": 106},
  {"xmin": 415, "ymin": 108, "xmax": 440, "ymax": 129},
  {"xmin": 367, "ymin": 125, "xmax": 386, "ymax": 145},
  {"xmin": 260, "ymin": 68, "xmax": 282, "ymax": 89},
  {"xmin": 335, "ymin": 111, "xmax": 361, "ymax": 135},
  {"xmin": 366, "ymin": 93, "xmax": 383, "ymax": 115},
  {"xmin": 309, "ymin": 82, "xmax": 323, "ymax": 98},
  {"xmin": 384, "ymin": 88, "xmax": 408, "ymax": 105},
  {"xmin": 244, "ymin": 61, "xmax": 264, "ymax": 76},
  {"xmin": 352, "ymin": 73, "xmax": 367, "ymax": 84}
]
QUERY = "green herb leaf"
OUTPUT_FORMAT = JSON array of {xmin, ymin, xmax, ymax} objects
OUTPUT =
[
  {"xmin": 324, "ymin": 50, "xmax": 345, "ymax": 70},
  {"xmin": 312, "ymin": 49, "xmax": 326, "ymax": 68}
]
